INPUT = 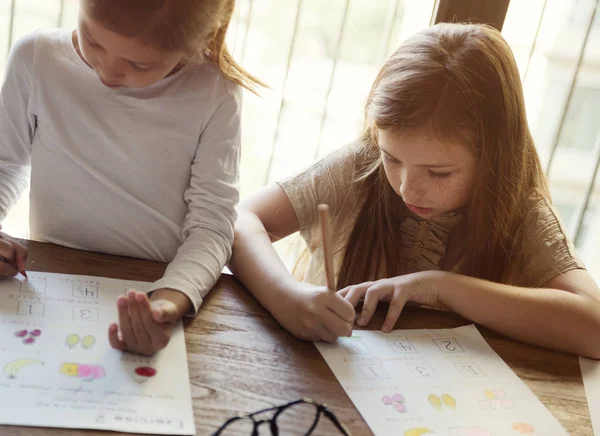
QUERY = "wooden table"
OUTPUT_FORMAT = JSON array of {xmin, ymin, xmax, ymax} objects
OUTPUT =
[{"xmin": 1, "ymin": 240, "xmax": 592, "ymax": 435}]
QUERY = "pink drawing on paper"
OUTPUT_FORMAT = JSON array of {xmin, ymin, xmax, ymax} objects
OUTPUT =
[
  {"xmin": 59, "ymin": 363, "xmax": 105, "ymax": 381},
  {"xmin": 381, "ymin": 393, "xmax": 406, "ymax": 413},
  {"xmin": 479, "ymin": 390, "xmax": 514, "ymax": 410},
  {"xmin": 14, "ymin": 329, "xmax": 42, "ymax": 345}
]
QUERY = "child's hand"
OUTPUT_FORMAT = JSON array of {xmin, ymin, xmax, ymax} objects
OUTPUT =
[
  {"xmin": 108, "ymin": 289, "xmax": 184, "ymax": 356},
  {"xmin": 276, "ymin": 283, "xmax": 355, "ymax": 342},
  {"xmin": 0, "ymin": 232, "xmax": 27, "ymax": 277},
  {"xmin": 339, "ymin": 271, "xmax": 441, "ymax": 333}
]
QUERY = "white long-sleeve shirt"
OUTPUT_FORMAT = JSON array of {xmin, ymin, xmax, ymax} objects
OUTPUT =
[{"xmin": 0, "ymin": 29, "xmax": 242, "ymax": 314}]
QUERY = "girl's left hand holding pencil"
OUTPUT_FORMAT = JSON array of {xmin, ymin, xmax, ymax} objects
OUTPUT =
[
  {"xmin": 108, "ymin": 288, "xmax": 191, "ymax": 356},
  {"xmin": 0, "ymin": 232, "xmax": 28, "ymax": 278}
]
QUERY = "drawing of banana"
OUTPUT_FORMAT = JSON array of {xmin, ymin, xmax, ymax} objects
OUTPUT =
[
  {"xmin": 428, "ymin": 394, "xmax": 443, "ymax": 411},
  {"xmin": 3, "ymin": 358, "xmax": 44, "ymax": 379},
  {"xmin": 81, "ymin": 335, "xmax": 96, "ymax": 350},
  {"xmin": 66, "ymin": 334, "xmax": 80, "ymax": 349},
  {"xmin": 405, "ymin": 428, "xmax": 434, "ymax": 436},
  {"xmin": 441, "ymin": 394, "xmax": 456, "ymax": 410}
]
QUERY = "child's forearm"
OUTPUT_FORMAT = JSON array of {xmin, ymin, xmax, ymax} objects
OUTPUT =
[
  {"xmin": 434, "ymin": 272, "xmax": 600, "ymax": 358},
  {"xmin": 229, "ymin": 211, "xmax": 299, "ymax": 313},
  {"xmin": 150, "ymin": 288, "xmax": 192, "ymax": 318}
]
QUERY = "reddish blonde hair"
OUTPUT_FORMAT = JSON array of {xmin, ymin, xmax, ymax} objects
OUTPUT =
[
  {"xmin": 82, "ymin": 0, "xmax": 265, "ymax": 94},
  {"xmin": 337, "ymin": 23, "xmax": 549, "ymax": 288}
]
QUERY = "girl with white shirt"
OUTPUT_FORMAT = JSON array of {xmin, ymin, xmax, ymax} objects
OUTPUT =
[{"xmin": 0, "ymin": 0, "xmax": 262, "ymax": 355}]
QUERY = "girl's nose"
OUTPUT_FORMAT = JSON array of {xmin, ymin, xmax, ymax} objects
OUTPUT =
[
  {"xmin": 96, "ymin": 54, "xmax": 126, "ymax": 81},
  {"xmin": 399, "ymin": 171, "xmax": 425, "ymax": 204}
]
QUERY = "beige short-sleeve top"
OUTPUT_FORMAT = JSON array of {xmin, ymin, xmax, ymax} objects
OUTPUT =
[{"xmin": 278, "ymin": 144, "xmax": 585, "ymax": 290}]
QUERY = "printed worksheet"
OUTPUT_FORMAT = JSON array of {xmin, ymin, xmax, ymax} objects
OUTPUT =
[
  {"xmin": 0, "ymin": 272, "xmax": 195, "ymax": 435},
  {"xmin": 315, "ymin": 324, "xmax": 567, "ymax": 436},
  {"xmin": 580, "ymin": 356, "xmax": 600, "ymax": 435}
]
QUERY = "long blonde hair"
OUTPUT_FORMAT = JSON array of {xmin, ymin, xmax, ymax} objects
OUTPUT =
[
  {"xmin": 337, "ymin": 23, "xmax": 550, "ymax": 288},
  {"xmin": 83, "ymin": 0, "xmax": 265, "ymax": 94}
]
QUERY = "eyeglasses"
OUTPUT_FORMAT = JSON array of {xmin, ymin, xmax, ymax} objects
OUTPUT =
[{"xmin": 212, "ymin": 398, "xmax": 351, "ymax": 436}]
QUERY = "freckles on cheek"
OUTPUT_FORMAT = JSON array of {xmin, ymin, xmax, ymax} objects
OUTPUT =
[
  {"xmin": 437, "ymin": 180, "xmax": 468, "ymax": 206},
  {"xmin": 438, "ymin": 185, "xmax": 456, "ymax": 203},
  {"xmin": 451, "ymin": 179, "xmax": 474, "ymax": 204}
]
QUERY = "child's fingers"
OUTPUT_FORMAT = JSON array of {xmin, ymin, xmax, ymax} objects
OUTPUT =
[
  {"xmin": 323, "ymin": 308, "xmax": 353, "ymax": 337},
  {"xmin": 0, "ymin": 239, "xmax": 16, "ymax": 264},
  {"xmin": 312, "ymin": 323, "xmax": 337, "ymax": 343},
  {"xmin": 337, "ymin": 287, "xmax": 350, "ymax": 297},
  {"xmin": 136, "ymin": 293, "xmax": 169, "ymax": 350},
  {"xmin": 151, "ymin": 300, "xmax": 179, "ymax": 325},
  {"xmin": 358, "ymin": 285, "xmax": 390, "ymax": 326},
  {"xmin": 342, "ymin": 283, "xmax": 372, "ymax": 307},
  {"xmin": 0, "ymin": 236, "xmax": 27, "ymax": 274},
  {"xmin": 108, "ymin": 323, "xmax": 125, "ymax": 351},
  {"xmin": 117, "ymin": 295, "xmax": 136, "ymax": 346},
  {"xmin": 382, "ymin": 288, "xmax": 409, "ymax": 333},
  {"xmin": 128, "ymin": 291, "xmax": 152, "ymax": 350},
  {"xmin": 330, "ymin": 293, "xmax": 356, "ymax": 323},
  {"xmin": 11, "ymin": 241, "xmax": 28, "ymax": 273},
  {"xmin": 0, "ymin": 259, "xmax": 18, "ymax": 276}
]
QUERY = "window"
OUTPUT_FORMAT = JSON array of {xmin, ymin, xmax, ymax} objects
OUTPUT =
[
  {"xmin": 3, "ymin": 0, "xmax": 597, "ymax": 282},
  {"xmin": 0, "ymin": 0, "xmax": 436, "ymax": 270},
  {"xmin": 503, "ymin": 0, "xmax": 600, "ymax": 282}
]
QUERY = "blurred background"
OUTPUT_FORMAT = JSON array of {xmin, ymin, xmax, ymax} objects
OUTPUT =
[{"xmin": 1, "ymin": 0, "xmax": 598, "ymax": 282}]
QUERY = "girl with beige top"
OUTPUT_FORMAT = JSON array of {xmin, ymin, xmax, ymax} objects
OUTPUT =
[{"xmin": 229, "ymin": 23, "xmax": 600, "ymax": 358}]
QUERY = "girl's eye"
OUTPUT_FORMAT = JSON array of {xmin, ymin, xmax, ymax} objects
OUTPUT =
[
  {"xmin": 428, "ymin": 170, "xmax": 452, "ymax": 179},
  {"xmin": 84, "ymin": 34, "xmax": 99, "ymax": 47},
  {"xmin": 131, "ymin": 63, "xmax": 152, "ymax": 72},
  {"xmin": 382, "ymin": 153, "xmax": 399, "ymax": 164}
]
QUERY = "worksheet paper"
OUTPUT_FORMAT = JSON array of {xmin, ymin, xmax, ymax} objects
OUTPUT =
[
  {"xmin": 0, "ymin": 272, "xmax": 195, "ymax": 435},
  {"xmin": 315, "ymin": 324, "xmax": 567, "ymax": 436},
  {"xmin": 580, "ymin": 356, "xmax": 600, "ymax": 435}
]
